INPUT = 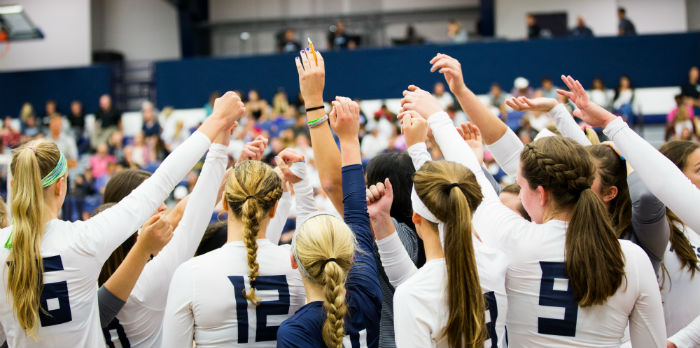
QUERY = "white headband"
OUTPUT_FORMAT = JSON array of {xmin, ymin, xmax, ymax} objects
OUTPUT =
[{"xmin": 411, "ymin": 186, "xmax": 446, "ymax": 248}]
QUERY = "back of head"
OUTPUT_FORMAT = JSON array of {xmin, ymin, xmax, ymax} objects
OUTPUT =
[
  {"xmin": 413, "ymin": 160, "xmax": 486, "ymax": 348},
  {"xmin": 225, "ymin": 160, "xmax": 283, "ymax": 305},
  {"xmin": 8, "ymin": 140, "xmax": 62, "ymax": 336},
  {"xmin": 365, "ymin": 152, "xmax": 415, "ymax": 228},
  {"xmin": 659, "ymin": 140, "xmax": 700, "ymax": 276},
  {"xmin": 103, "ymin": 169, "xmax": 152, "ymax": 204},
  {"xmin": 293, "ymin": 214, "xmax": 355, "ymax": 348},
  {"xmin": 500, "ymin": 183, "xmax": 531, "ymax": 221},
  {"xmin": 520, "ymin": 136, "xmax": 624, "ymax": 306},
  {"xmin": 588, "ymin": 144, "xmax": 631, "ymax": 238}
]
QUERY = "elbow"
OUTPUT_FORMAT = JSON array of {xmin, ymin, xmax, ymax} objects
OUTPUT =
[{"xmin": 321, "ymin": 178, "xmax": 341, "ymax": 197}]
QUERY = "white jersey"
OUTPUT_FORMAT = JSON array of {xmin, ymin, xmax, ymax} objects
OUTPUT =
[
  {"xmin": 659, "ymin": 224, "xmax": 700, "ymax": 337},
  {"xmin": 162, "ymin": 240, "xmax": 305, "ymax": 348},
  {"xmin": 386, "ymin": 233, "xmax": 508, "ymax": 348},
  {"xmin": 0, "ymin": 131, "xmax": 211, "ymax": 348},
  {"xmin": 426, "ymin": 111, "xmax": 666, "ymax": 348},
  {"xmin": 103, "ymin": 143, "xmax": 228, "ymax": 348}
]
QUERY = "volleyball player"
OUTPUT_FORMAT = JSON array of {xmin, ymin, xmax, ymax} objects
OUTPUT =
[{"xmin": 0, "ymin": 92, "xmax": 243, "ymax": 347}]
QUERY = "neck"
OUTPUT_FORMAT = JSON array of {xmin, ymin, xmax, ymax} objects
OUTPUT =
[
  {"xmin": 42, "ymin": 192, "xmax": 60, "ymax": 223},
  {"xmin": 422, "ymin": 228, "xmax": 445, "ymax": 262},
  {"xmin": 542, "ymin": 206, "xmax": 572, "ymax": 223},
  {"xmin": 227, "ymin": 214, "xmax": 270, "ymax": 242},
  {"xmin": 301, "ymin": 276, "xmax": 325, "ymax": 303}
]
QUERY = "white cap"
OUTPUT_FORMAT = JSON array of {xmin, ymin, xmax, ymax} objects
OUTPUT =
[
  {"xmin": 514, "ymin": 77, "xmax": 529, "ymax": 89},
  {"xmin": 173, "ymin": 185, "xmax": 189, "ymax": 200}
]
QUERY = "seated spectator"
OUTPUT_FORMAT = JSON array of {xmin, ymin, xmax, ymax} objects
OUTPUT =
[
  {"xmin": 540, "ymin": 76, "xmax": 558, "ymax": 99},
  {"xmin": 489, "ymin": 83, "xmax": 508, "ymax": 119},
  {"xmin": 613, "ymin": 75, "xmax": 635, "ymax": 122},
  {"xmin": 21, "ymin": 114, "xmax": 42, "ymax": 142},
  {"xmin": 124, "ymin": 132, "xmax": 153, "ymax": 168},
  {"xmin": 681, "ymin": 66, "xmax": 700, "ymax": 111},
  {"xmin": 43, "ymin": 100, "xmax": 61, "ymax": 130},
  {"xmin": 511, "ymin": 77, "xmax": 534, "ymax": 99},
  {"xmin": 367, "ymin": 106, "xmax": 395, "ymax": 139},
  {"xmin": 433, "ymin": 81, "xmax": 455, "ymax": 109},
  {"xmin": 446, "ymin": 104, "xmax": 468, "ymax": 127},
  {"xmin": 246, "ymin": 89, "xmax": 269, "ymax": 122},
  {"xmin": 73, "ymin": 167, "xmax": 98, "ymax": 220},
  {"xmin": 570, "ymin": 16, "xmax": 594, "ymax": 37},
  {"xmin": 162, "ymin": 119, "xmax": 191, "ymax": 151},
  {"xmin": 447, "ymin": 20, "xmax": 467, "ymax": 43},
  {"xmin": 0, "ymin": 116, "xmax": 21, "ymax": 149},
  {"xmin": 618, "ymin": 7, "xmax": 637, "ymax": 36},
  {"xmin": 91, "ymin": 94, "xmax": 122, "ymax": 149},
  {"xmin": 19, "ymin": 102, "xmax": 34, "ymax": 125},
  {"xmin": 666, "ymin": 94, "xmax": 696, "ymax": 140},
  {"xmin": 589, "ymin": 77, "xmax": 612, "ymax": 110},
  {"xmin": 526, "ymin": 14, "xmax": 541, "ymax": 40},
  {"xmin": 361, "ymin": 127, "xmax": 388, "ymax": 159},
  {"xmin": 272, "ymin": 90, "xmax": 292, "ymax": 117},
  {"xmin": 327, "ymin": 20, "xmax": 350, "ymax": 49},
  {"xmin": 279, "ymin": 28, "xmax": 301, "ymax": 53},
  {"xmin": 142, "ymin": 101, "xmax": 161, "ymax": 138},
  {"xmin": 203, "ymin": 91, "xmax": 220, "ymax": 119},
  {"xmin": 46, "ymin": 115, "xmax": 78, "ymax": 169},
  {"xmin": 95, "ymin": 161, "xmax": 118, "ymax": 194},
  {"xmin": 68, "ymin": 100, "xmax": 85, "ymax": 137},
  {"xmin": 90, "ymin": 143, "xmax": 116, "ymax": 179},
  {"xmin": 108, "ymin": 130, "xmax": 125, "ymax": 162}
]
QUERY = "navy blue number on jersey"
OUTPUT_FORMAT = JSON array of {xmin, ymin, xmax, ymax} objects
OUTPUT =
[
  {"xmin": 483, "ymin": 291, "xmax": 498, "ymax": 348},
  {"xmin": 537, "ymin": 261, "xmax": 578, "ymax": 336},
  {"xmin": 103, "ymin": 318, "xmax": 131, "ymax": 348},
  {"xmin": 228, "ymin": 275, "xmax": 290, "ymax": 343},
  {"xmin": 39, "ymin": 255, "xmax": 72, "ymax": 326}
]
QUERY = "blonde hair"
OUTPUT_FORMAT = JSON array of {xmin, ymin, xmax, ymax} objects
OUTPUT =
[
  {"xmin": 585, "ymin": 127, "xmax": 601, "ymax": 145},
  {"xmin": 0, "ymin": 199, "xmax": 9, "ymax": 229},
  {"xmin": 292, "ymin": 214, "xmax": 355, "ymax": 348},
  {"xmin": 224, "ymin": 160, "xmax": 283, "ymax": 305},
  {"xmin": 413, "ymin": 161, "xmax": 487, "ymax": 348},
  {"xmin": 7, "ymin": 140, "xmax": 61, "ymax": 337}
]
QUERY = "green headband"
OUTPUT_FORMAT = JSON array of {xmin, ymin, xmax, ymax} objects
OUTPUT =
[{"xmin": 41, "ymin": 151, "xmax": 67, "ymax": 187}]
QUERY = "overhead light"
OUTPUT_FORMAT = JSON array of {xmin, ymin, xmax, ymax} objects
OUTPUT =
[{"xmin": 240, "ymin": 32, "xmax": 250, "ymax": 40}]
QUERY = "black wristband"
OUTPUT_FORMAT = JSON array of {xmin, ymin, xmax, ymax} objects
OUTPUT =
[{"xmin": 305, "ymin": 105, "xmax": 324, "ymax": 112}]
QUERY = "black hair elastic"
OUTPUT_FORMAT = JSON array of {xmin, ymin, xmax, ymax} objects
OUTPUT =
[
  {"xmin": 320, "ymin": 258, "xmax": 337, "ymax": 272},
  {"xmin": 305, "ymin": 105, "xmax": 325, "ymax": 112},
  {"xmin": 245, "ymin": 195, "xmax": 256, "ymax": 201},
  {"xmin": 447, "ymin": 183, "xmax": 460, "ymax": 189}
]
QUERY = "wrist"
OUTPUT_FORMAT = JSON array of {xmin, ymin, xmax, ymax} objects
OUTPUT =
[
  {"xmin": 601, "ymin": 115, "xmax": 616, "ymax": 128},
  {"xmin": 132, "ymin": 241, "xmax": 153, "ymax": 260},
  {"xmin": 304, "ymin": 97, "xmax": 324, "ymax": 109},
  {"xmin": 451, "ymin": 82, "xmax": 468, "ymax": 95}
]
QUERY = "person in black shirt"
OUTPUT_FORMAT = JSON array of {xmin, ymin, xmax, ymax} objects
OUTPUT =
[
  {"xmin": 279, "ymin": 28, "xmax": 301, "ymax": 53},
  {"xmin": 68, "ymin": 100, "xmax": 85, "ymax": 135},
  {"xmin": 526, "ymin": 14, "xmax": 541, "ymax": 40},
  {"xmin": 91, "ymin": 94, "xmax": 122, "ymax": 149},
  {"xmin": 570, "ymin": 16, "xmax": 594, "ymax": 37},
  {"xmin": 327, "ymin": 20, "xmax": 350, "ymax": 49},
  {"xmin": 618, "ymin": 7, "xmax": 637, "ymax": 36}
]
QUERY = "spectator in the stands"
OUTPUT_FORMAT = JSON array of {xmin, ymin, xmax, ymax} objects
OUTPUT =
[
  {"xmin": 361, "ymin": 126, "xmax": 388, "ymax": 159},
  {"xmin": 0, "ymin": 116, "xmax": 21, "ymax": 149},
  {"xmin": 666, "ymin": 94, "xmax": 696, "ymax": 140},
  {"xmin": 162, "ymin": 119, "xmax": 190, "ymax": 151},
  {"xmin": 540, "ymin": 76, "xmax": 558, "ymax": 99},
  {"xmin": 613, "ymin": 75, "xmax": 635, "ymax": 122},
  {"xmin": 246, "ymin": 89, "xmax": 269, "ymax": 122},
  {"xmin": 681, "ymin": 66, "xmax": 700, "ymax": 110},
  {"xmin": 489, "ymin": 83, "xmax": 508, "ymax": 119},
  {"xmin": 589, "ymin": 77, "xmax": 612, "ymax": 110},
  {"xmin": 43, "ymin": 100, "xmax": 61, "ymax": 130},
  {"xmin": 68, "ymin": 100, "xmax": 85, "ymax": 138},
  {"xmin": 73, "ymin": 166, "xmax": 97, "ymax": 220},
  {"xmin": 142, "ymin": 101, "xmax": 161, "ymax": 138},
  {"xmin": 511, "ymin": 77, "xmax": 535, "ymax": 99},
  {"xmin": 327, "ymin": 20, "xmax": 350, "ymax": 49},
  {"xmin": 433, "ymin": 81, "xmax": 455, "ymax": 109},
  {"xmin": 526, "ymin": 14, "xmax": 542, "ymax": 40},
  {"xmin": 272, "ymin": 90, "xmax": 291, "ymax": 117},
  {"xmin": 447, "ymin": 19, "xmax": 467, "ymax": 43},
  {"xmin": 108, "ymin": 130, "xmax": 125, "ymax": 163},
  {"xmin": 47, "ymin": 115, "xmax": 78, "ymax": 168},
  {"xmin": 618, "ymin": 7, "xmax": 637, "ymax": 36},
  {"xmin": 21, "ymin": 114, "xmax": 41, "ymax": 142},
  {"xmin": 570, "ymin": 16, "xmax": 594, "ymax": 37},
  {"xmin": 124, "ymin": 132, "xmax": 153, "ymax": 168},
  {"xmin": 203, "ymin": 91, "xmax": 220, "ymax": 119},
  {"xmin": 95, "ymin": 161, "xmax": 118, "ymax": 194},
  {"xmin": 19, "ymin": 102, "xmax": 34, "ymax": 125},
  {"xmin": 368, "ymin": 105, "xmax": 395, "ymax": 139},
  {"xmin": 92, "ymin": 94, "xmax": 122, "ymax": 149},
  {"xmin": 395, "ymin": 25, "xmax": 425, "ymax": 46},
  {"xmin": 446, "ymin": 104, "xmax": 468, "ymax": 127},
  {"xmin": 90, "ymin": 142, "xmax": 116, "ymax": 179},
  {"xmin": 280, "ymin": 28, "xmax": 301, "ymax": 53}
]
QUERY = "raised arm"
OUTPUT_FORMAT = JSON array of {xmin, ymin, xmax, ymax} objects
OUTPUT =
[
  {"xmin": 628, "ymin": 172, "xmax": 669, "ymax": 274},
  {"xmin": 275, "ymin": 149, "xmax": 318, "ymax": 229},
  {"xmin": 505, "ymin": 96, "xmax": 591, "ymax": 146},
  {"xmin": 83, "ymin": 92, "xmax": 244, "ymax": 262},
  {"xmin": 668, "ymin": 315, "xmax": 700, "ymax": 348},
  {"xmin": 295, "ymin": 50, "xmax": 344, "ymax": 216},
  {"xmin": 558, "ymin": 75, "xmax": 700, "ymax": 232}
]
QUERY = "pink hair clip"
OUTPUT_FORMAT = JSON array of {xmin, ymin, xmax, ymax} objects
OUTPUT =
[{"xmin": 26, "ymin": 146, "xmax": 36, "ymax": 153}]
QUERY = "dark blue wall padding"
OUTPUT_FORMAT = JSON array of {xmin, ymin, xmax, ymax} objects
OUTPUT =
[
  {"xmin": 0, "ymin": 65, "xmax": 111, "ymax": 118},
  {"xmin": 154, "ymin": 32, "xmax": 700, "ymax": 109}
]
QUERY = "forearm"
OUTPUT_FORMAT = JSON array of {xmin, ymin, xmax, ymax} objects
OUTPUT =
[
  {"xmin": 291, "ymin": 163, "xmax": 317, "ymax": 229},
  {"xmin": 340, "ymin": 139, "xmax": 362, "ymax": 167},
  {"xmin": 103, "ymin": 242, "xmax": 151, "ymax": 301},
  {"xmin": 669, "ymin": 315, "xmax": 700, "ymax": 348},
  {"xmin": 375, "ymin": 220, "xmax": 417, "ymax": 287},
  {"xmin": 484, "ymin": 129, "xmax": 523, "ymax": 177},
  {"xmin": 266, "ymin": 192, "xmax": 292, "ymax": 244},
  {"xmin": 453, "ymin": 85, "xmax": 509, "ymax": 144},
  {"xmin": 549, "ymin": 104, "xmax": 591, "ymax": 146},
  {"xmin": 407, "ymin": 142, "xmax": 432, "ymax": 171},
  {"xmin": 307, "ymin": 109, "xmax": 344, "ymax": 215}
]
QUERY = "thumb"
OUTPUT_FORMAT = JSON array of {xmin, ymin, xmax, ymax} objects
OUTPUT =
[
  {"xmin": 144, "ymin": 213, "xmax": 161, "ymax": 227},
  {"xmin": 572, "ymin": 109, "xmax": 583, "ymax": 120},
  {"xmin": 384, "ymin": 178, "xmax": 393, "ymax": 200}
]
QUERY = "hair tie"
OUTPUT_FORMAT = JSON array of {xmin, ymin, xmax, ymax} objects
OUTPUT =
[
  {"xmin": 447, "ymin": 183, "xmax": 460, "ymax": 190},
  {"xmin": 245, "ymin": 195, "xmax": 256, "ymax": 201},
  {"xmin": 320, "ymin": 258, "xmax": 337, "ymax": 273},
  {"xmin": 26, "ymin": 146, "xmax": 36, "ymax": 153}
]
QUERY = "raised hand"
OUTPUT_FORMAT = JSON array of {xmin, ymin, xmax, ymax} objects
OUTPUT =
[
  {"xmin": 137, "ymin": 214, "xmax": 174, "ymax": 257},
  {"xmin": 505, "ymin": 96, "xmax": 558, "ymax": 113},
  {"xmin": 457, "ymin": 122, "xmax": 485, "ymax": 165},
  {"xmin": 275, "ymin": 148, "xmax": 305, "ymax": 185},
  {"xmin": 214, "ymin": 122, "xmax": 238, "ymax": 146},
  {"xmin": 399, "ymin": 110, "xmax": 428, "ymax": 147},
  {"xmin": 400, "ymin": 85, "xmax": 443, "ymax": 119},
  {"xmin": 237, "ymin": 135, "xmax": 268, "ymax": 164},
  {"xmin": 366, "ymin": 178, "xmax": 393, "ymax": 220},
  {"xmin": 429, "ymin": 53, "xmax": 466, "ymax": 93},
  {"xmin": 329, "ymin": 97, "xmax": 361, "ymax": 142},
  {"xmin": 557, "ymin": 75, "xmax": 616, "ymax": 128},
  {"xmin": 200, "ymin": 91, "xmax": 246, "ymax": 141},
  {"xmin": 295, "ymin": 49, "xmax": 325, "ymax": 108}
]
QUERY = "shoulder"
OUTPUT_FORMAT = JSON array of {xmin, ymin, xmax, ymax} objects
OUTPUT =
[
  {"xmin": 619, "ymin": 239, "xmax": 652, "ymax": 269},
  {"xmin": 277, "ymin": 320, "xmax": 312, "ymax": 348}
]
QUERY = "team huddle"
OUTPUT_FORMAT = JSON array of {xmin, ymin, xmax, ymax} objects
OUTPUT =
[{"xmin": 0, "ymin": 48, "xmax": 698, "ymax": 348}]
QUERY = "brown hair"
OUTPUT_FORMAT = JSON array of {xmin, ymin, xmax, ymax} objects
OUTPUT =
[
  {"xmin": 588, "ymin": 144, "xmax": 632, "ymax": 238},
  {"xmin": 7, "ymin": 140, "xmax": 62, "ymax": 336},
  {"xmin": 98, "ymin": 169, "xmax": 151, "ymax": 286},
  {"xmin": 500, "ymin": 183, "xmax": 531, "ymax": 221},
  {"xmin": 521, "ymin": 136, "xmax": 625, "ymax": 307},
  {"xmin": 225, "ymin": 160, "xmax": 283, "ymax": 305},
  {"xmin": 414, "ymin": 161, "xmax": 487, "ymax": 348},
  {"xmin": 659, "ymin": 140, "xmax": 700, "ymax": 276}
]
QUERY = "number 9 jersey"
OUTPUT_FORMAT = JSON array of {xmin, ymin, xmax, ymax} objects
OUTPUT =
[{"xmin": 162, "ymin": 240, "xmax": 305, "ymax": 347}]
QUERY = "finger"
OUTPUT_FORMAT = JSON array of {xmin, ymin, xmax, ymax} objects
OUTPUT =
[
  {"xmin": 295, "ymin": 56, "xmax": 304, "ymax": 75},
  {"xmin": 366, "ymin": 188, "xmax": 373, "ymax": 202},
  {"xmin": 329, "ymin": 102, "xmax": 338, "ymax": 124},
  {"xmin": 299, "ymin": 50, "xmax": 311, "ymax": 71},
  {"xmin": 408, "ymin": 84, "xmax": 422, "ymax": 92},
  {"xmin": 504, "ymin": 98, "xmax": 520, "ymax": 111},
  {"xmin": 560, "ymin": 74, "xmax": 574, "ymax": 90},
  {"xmin": 339, "ymin": 98, "xmax": 350, "ymax": 117},
  {"xmin": 572, "ymin": 109, "xmax": 583, "ymax": 120},
  {"xmin": 369, "ymin": 185, "xmax": 380, "ymax": 199},
  {"xmin": 468, "ymin": 123, "xmax": 481, "ymax": 138},
  {"xmin": 556, "ymin": 89, "xmax": 575, "ymax": 100},
  {"xmin": 375, "ymin": 182, "xmax": 385, "ymax": 195},
  {"xmin": 144, "ymin": 213, "xmax": 161, "ymax": 227},
  {"xmin": 384, "ymin": 178, "xmax": 393, "ymax": 198},
  {"xmin": 429, "ymin": 54, "xmax": 441, "ymax": 65},
  {"xmin": 456, "ymin": 127, "xmax": 465, "ymax": 139},
  {"xmin": 438, "ymin": 68, "xmax": 454, "ymax": 76},
  {"xmin": 350, "ymin": 101, "xmax": 360, "ymax": 116},
  {"xmin": 274, "ymin": 156, "xmax": 285, "ymax": 168},
  {"xmin": 316, "ymin": 50, "xmax": 325, "ymax": 70},
  {"xmin": 574, "ymin": 79, "xmax": 587, "ymax": 97}
]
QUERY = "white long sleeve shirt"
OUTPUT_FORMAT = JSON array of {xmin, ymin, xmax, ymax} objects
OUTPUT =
[
  {"xmin": 604, "ymin": 117, "xmax": 700, "ymax": 233},
  {"xmin": 548, "ymin": 104, "xmax": 591, "ymax": 146},
  {"xmin": 0, "ymin": 131, "xmax": 211, "ymax": 348},
  {"xmin": 429, "ymin": 111, "xmax": 666, "ymax": 348},
  {"xmin": 669, "ymin": 315, "xmax": 700, "ymax": 348},
  {"xmin": 103, "ymin": 143, "xmax": 228, "ymax": 348}
]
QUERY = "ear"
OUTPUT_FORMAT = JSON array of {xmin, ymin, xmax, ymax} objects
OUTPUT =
[
  {"xmin": 602, "ymin": 185, "xmax": 618, "ymax": 203},
  {"xmin": 537, "ymin": 185, "xmax": 547, "ymax": 207},
  {"xmin": 54, "ymin": 177, "xmax": 65, "ymax": 196},
  {"xmin": 412, "ymin": 212, "xmax": 422, "ymax": 226},
  {"xmin": 268, "ymin": 200, "xmax": 279, "ymax": 218},
  {"xmin": 290, "ymin": 253, "xmax": 298, "ymax": 269}
]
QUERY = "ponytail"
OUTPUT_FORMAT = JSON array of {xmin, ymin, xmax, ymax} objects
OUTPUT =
[
  {"xmin": 7, "ymin": 141, "xmax": 62, "ymax": 337},
  {"xmin": 667, "ymin": 209, "xmax": 699, "ymax": 277},
  {"xmin": 521, "ymin": 137, "xmax": 625, "ymax": 307},
  {"xmin": 224, "ymin": 160, "xmax": 283, "ymax": 306},
  {"xmin": 414, "ymin": 161, "xmax": 486, "ymax": 348},
  {"xmin": 321, "ymin": 261, "xmax": 347, "ymax": 348}
]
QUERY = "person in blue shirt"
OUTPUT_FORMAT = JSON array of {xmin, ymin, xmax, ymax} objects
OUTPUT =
[{"xmin": 278, "ymin": 48, "xmax": 381, "ymax": 348}]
